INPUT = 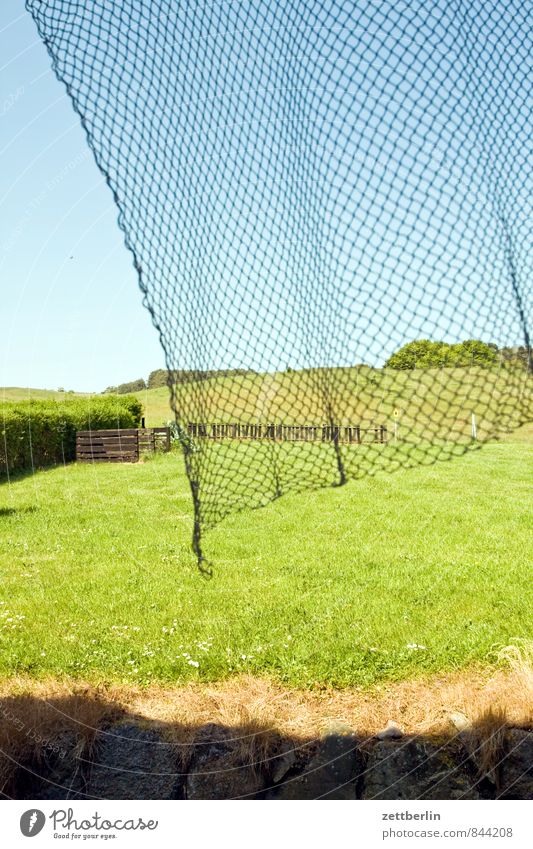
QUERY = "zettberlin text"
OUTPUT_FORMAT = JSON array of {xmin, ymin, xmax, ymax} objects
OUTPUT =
[{"xmin": 382, "ymin": 811, "xmax": 440, "ymax": 821}]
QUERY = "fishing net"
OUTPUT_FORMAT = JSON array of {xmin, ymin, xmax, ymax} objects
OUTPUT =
[{"xmin": 26, "ymin": 0, "xmax": 532, "ymax": 567}]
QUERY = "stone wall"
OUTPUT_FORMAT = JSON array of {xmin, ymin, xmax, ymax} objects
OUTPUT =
[{"xmin": 6, "ymin": 719, "xmax": 531, "ymax": 801}]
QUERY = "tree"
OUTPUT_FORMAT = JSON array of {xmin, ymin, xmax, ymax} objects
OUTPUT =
[
  {"xmin": 385, "ymin": 339, "xmax": 499, "ymax": 369},
  {"xmin": 103, "ymin": 379, "xmax": 146, "ymax": 394},
  {"xmin": 147, "ymin": 369, "xmax": 170, "ymax": 389},
  {"xmin": 117, "ymin": 378, "xmax": 146, "ymax": 394},
  {"xmin": 453, "ymin": 340, "xmax": 498, "ymax": 367}
]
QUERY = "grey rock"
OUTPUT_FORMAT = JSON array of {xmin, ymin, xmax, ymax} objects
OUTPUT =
[
  {"xmin": 449, "ymin": 712, "xmax": 472, "ymax": 732},
  {"xmin": 362, "ymin": 738, "xmax": 480, "ymax": 800},
  {"xmin": 498, "ymin": 730, "xmax": 533, "ymax": 799},
  {"xmin": 272, "ymin": 748, "xmax": 297, "ymax": 784},
  {"xmin": 86, "ymin": 723, "xmax": 181, "ymax": 799},
  {"xmin": 376, "ymin": 720, "xmax": 404, "ymax": 740},
  {"xmin": 269, "ymin": 733, "xmax": 363, "ymax": 799},
  {"xmin": 186, "ymin": 724, "xmax": 265, "ymax": 799}
]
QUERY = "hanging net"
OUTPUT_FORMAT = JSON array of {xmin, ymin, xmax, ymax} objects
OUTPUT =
[{"xmin": 26, "ymin": 0, "xmax": 532, "ymax": 567}]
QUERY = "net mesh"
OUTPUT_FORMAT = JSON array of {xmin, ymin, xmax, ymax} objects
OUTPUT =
[{"xmin": 26, "ymin": 0, "xmax": 532, "ymax": 567}]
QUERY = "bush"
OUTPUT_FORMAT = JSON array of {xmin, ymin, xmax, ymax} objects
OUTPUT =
[
  {"xmin": 0, "ymin": 396, "xmax": 143, "ymax": 475},
  {"xmin": 385, "ymin": 339, "xmax": 499, "ymax": 369}
]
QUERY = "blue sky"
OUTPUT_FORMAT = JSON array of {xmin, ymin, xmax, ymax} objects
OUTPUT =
[
  {"xmin": 1, "ymin": 0, "xmax": 163, "ymax": 392},
  {"xmin": 2, "ymin": 1, "xmax": 530, "ymax": 392}
]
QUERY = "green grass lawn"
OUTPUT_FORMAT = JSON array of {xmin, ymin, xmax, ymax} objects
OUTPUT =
[{"xmin": 0, "ymin": 440, "xmax": 531, "ymax": 688}]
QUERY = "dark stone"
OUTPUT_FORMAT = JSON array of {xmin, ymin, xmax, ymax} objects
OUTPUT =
[
  {"xmin": 186, "ymin": 724, "xmax": 266, "ymax": 799},
  {"xmin": 268, "ymin": 733, "xmax": 363, "ymax": 799},
  {"xmin": 15, "ymin": 732, "xmax": 88, "ymax": 800},
  {"xmin": 85, "ymin": 722, "xmax": 181, "ymax": 799},
  {"xmin": 362, "ymin": 738, "xmax": 480, "ymax": 799},
  {"xmin": 499, "ymin": 730, "xmax": 533, "ymax": 799}
]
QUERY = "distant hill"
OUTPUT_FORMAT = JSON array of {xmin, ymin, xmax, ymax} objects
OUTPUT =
[{"xmin": 0, "ymin": 387, "xmax": 89, "ymax": 402}]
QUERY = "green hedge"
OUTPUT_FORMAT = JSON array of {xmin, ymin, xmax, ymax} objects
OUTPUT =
[{"xmin": 0, "ymin": 396, "xmax": 143, "ymax": 475}]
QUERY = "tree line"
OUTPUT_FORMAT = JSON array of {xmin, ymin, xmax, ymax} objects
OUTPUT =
[{"xmin": 103, "ymin": 368, "xmax": 254, "ymax": 394}]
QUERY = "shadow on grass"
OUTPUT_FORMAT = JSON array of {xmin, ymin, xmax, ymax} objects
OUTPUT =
[
  {"xmin": 0, "ymin": 691, "xmax": 530, "ymax": 801},
  {"xmin": 0, "ymin": 506, "xmax": 38, "ymax": 518},
  {"xmin": 0, "ymin": 462, "xmax": 74, "ymax": 487}
]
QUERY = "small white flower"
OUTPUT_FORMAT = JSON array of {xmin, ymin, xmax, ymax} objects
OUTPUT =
[{"xmin": 188, "ymin": 659, "xmax": 199, "ymax": 668}]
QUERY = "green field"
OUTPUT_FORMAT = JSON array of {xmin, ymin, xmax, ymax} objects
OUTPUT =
[{"xmin": 1, "ymin": 436, "xmax": 531, "ymax": 688}]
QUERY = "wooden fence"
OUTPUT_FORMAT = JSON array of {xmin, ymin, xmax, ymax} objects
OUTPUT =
[
  {"xmin": 76, "ymin": 427, "xmax": 171, "ymax": 463},
  {"xmin": 187, "ymin": 422, "xmax": 388, "ymax": 444}
]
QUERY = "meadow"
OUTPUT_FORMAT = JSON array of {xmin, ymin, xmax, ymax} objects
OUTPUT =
[{"xmin": 0, "ymin": 430, "xmax": 531, "ymax": 688}]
